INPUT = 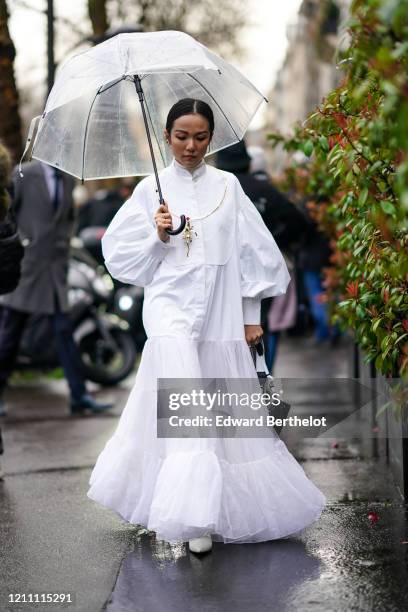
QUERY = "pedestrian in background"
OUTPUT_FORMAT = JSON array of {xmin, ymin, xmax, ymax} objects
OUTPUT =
[
  {"xmin": 0, "ymin": 160, "xmax": 113, "ymax": 417},
  {"xmin": 216, "ymin": 141, "xmax": 305, "ymax": 252},
  {"xmin": 76, "ymin": 180, "xmax": 134, "ymax": 236},
  {"xmin": 247, "ymin": 146, "xmax": 299, "ymax": 371},
  {"xmin": 216, "ymin": 141, "xmax": 307, "ymax": 371},
  {"xmin": 247, "ymin": 145, "xmax": 270, "ymax": 181},
  {"xmin": 297, "ymin": 198, "xmax": 340, "ymax": 344}
]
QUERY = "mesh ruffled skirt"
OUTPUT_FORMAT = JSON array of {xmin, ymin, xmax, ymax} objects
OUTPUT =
[{"xmin": 87, "ymin": 336, "xmax": 326, "ymax": 543}]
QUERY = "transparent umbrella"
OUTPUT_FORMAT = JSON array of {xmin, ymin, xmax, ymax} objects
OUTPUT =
[{"xmin": 23, "ymin": 30, "xmax": 267, "ymax": 234}]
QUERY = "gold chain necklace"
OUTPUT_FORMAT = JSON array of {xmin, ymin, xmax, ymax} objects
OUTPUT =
[{"xmin": 169, "ymin": 179, "xmax": 228, "ymax": 256}]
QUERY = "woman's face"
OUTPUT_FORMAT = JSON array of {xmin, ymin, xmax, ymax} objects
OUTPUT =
[{"xmin": 164, "ymin": 113, "xmax": 212, "ymax": 170}]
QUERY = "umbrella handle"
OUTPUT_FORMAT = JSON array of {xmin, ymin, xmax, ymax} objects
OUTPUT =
[{"xmin": 165, "ymin": 214, "xmax": 186, "ymax": 235}]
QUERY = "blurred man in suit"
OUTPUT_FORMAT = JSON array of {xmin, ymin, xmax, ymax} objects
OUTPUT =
[{"xmin": 0, "ymin": 160, "xmax": 113, "ymax": 417}]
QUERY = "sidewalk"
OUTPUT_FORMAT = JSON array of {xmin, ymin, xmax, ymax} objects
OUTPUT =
[{"xmin": 0, "ymin": 336, "xmax": 407, "ymax": 612}]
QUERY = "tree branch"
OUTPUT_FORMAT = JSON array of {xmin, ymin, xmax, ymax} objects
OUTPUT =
[{"xmin": 13, "ymin": 0, "xmax": 88, "ymax": 39}]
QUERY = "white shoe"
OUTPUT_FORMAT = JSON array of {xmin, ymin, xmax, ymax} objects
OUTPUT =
[{"xmin": 188, "ymin": 534, "xmax": 212, "ymax": 554}]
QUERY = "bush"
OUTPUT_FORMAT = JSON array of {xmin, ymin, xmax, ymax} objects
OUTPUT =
[{"xmin": 269, "ymin": 0, "xmax": 408, "ymax": 377}]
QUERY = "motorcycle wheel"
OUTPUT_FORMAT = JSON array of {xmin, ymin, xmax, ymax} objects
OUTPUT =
[{"xmin": 78, "ymin": 326, "xmax": 137, "ymax": 386}]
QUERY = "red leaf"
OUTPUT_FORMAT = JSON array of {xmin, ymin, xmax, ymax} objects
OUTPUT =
[
  {"xmin": 368, "ymin": 511, "xmax": 379, "ymax": 523},
  {"xmin": 346, "ymin": 281, "xmax": 359, "ymax": 298}
]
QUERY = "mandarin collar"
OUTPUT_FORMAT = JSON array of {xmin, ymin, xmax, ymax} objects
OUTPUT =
[{"xmin": 171, "ymin": 157, "xmax": 207, "ymax": 180}]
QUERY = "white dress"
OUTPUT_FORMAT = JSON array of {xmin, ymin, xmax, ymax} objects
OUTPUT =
[{"xmin": 87, "ymin": 157, "xmax": 326, "ymax": 543}]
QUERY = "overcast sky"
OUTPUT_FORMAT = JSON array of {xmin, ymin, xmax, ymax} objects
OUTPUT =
[{"xmin": 9, "ymin": 0, "xmax": 302, "ymax": 129}]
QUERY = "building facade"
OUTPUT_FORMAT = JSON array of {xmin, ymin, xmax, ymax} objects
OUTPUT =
[{"xmin": 266, "ymin": 0, "xmax": 351, "ymax": 170}]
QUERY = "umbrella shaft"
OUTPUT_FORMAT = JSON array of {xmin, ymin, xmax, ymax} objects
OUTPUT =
[{"xmin": 134, "ymin": 75, "xmax": 164, "ymax": 204}]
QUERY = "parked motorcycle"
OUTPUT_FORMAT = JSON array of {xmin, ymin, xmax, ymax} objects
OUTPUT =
[
  {"xmin": 78, "ymin": 226, "xmax": 147, "ymax": 350},
  {"xmin": 16, "ymin": 240, "xmax": 138, "ymax": 386}
]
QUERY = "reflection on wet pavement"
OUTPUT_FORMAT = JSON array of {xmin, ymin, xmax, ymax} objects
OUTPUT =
[
  {"xmin": 107, "ymin": 531, "xmax": 321, "ymax": 612},
  {"xmin": 106, "ymin": 496, "xmax": 408, "ymax": 612}
]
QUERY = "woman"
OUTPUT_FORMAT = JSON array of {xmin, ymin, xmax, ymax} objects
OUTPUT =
[{"xmin": 87, "ymin": 99, "xmax": 326, "ymax": 553}]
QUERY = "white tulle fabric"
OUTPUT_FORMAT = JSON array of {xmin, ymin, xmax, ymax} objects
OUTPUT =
[{"xmin": 87, "ymin": 159, "xmax": 326, "ymax": 543}]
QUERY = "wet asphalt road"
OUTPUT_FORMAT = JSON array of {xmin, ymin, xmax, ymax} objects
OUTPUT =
[{"xmin": 0, "ymin": 336, "xmax": 407, "ymax": 612}]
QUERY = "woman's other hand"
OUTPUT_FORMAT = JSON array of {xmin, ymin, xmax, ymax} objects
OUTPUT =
[
  {"xmin": 244, "ymin": 325, "xmax": 263, "ymax": 346},
  {"xmin": 154, "ymin": 201, "xmax": 173, "ymax": 242}
]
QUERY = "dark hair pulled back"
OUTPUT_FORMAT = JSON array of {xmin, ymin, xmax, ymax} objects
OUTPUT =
[{"xmin": 166, "ymin": 98, "xmax": 214, "ymax": 137}]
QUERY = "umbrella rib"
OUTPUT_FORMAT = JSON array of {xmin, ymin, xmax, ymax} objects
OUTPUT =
[
  {"xmin": 81, "ymin": 89, "xmax": 100, "ymax": 182},
  {"xmin": 99, "ymin": 75, "xmax": 127, "ymax": 94},
  {"xmin": 186, "ymin": 73, "xmax": 240, "ymax": 141}
]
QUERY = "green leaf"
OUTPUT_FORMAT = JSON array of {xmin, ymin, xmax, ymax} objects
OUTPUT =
[
  {"xmin": 358, "ymin": 187, "xmax": 369, "ymax": 206},
  {"xmin": 381, "ymin": 335, "xmax": 391, "ymax": 352},
  {"xmin": 369, "ymin": 160, "xmax": 383, "ymax": 175},
  {"xmin": 354, "ymin": 244, "xmax": 365, "ymax": 257},
  {"xmin": 372, "ymin": 318, "xmax": 383, "ymax": 333},
  {"xmin": 380, "ymin": 201, "xmax": 396, "ymax": 215},
  {"xmin": 319, "ymin": 136, "xmax": 329, "ymax": 152},
  {"xmin": 401, "ymin": 191, "xmax": 408, "ymax": 209},
  {"xmin": 303, "ymin": 140, "xmax": 314, "ymax": 157}
]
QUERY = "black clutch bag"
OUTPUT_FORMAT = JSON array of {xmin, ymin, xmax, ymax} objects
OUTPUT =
[{"xmin": 249, "ymin": 340, "xmax": 290, "ymax": 435}]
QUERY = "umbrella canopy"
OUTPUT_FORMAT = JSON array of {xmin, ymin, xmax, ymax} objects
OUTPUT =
[{"xmin": 28, "ymin": 30, "xmax": 267, "ymax": 181}]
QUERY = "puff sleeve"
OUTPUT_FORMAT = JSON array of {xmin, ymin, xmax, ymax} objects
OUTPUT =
[
  {"xmin": 236, "ymin": 176, "xmax": 291, "ymax": 325},
  {"xmin": 101, "ymin": 178, "xmax": 171, "ymax": 287}
]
